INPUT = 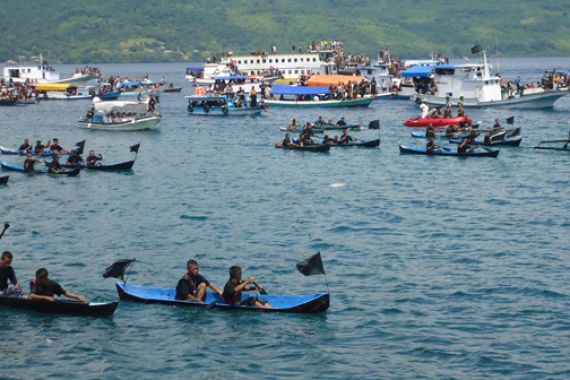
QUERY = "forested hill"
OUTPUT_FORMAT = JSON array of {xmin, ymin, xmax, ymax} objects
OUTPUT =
[{"xmin": 1, "ymin": 0, "xmax": 569, "ymax": 63}]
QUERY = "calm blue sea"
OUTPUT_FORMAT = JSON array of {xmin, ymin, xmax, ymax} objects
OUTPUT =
[{"xmin": 1, "ymin": 57, "xmax": 569, "ymax": 379}]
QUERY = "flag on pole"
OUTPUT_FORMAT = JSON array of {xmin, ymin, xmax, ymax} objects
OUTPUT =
[
  {"xmin": 103, "ymin": 259, "xmax": 135, "ymax": 280},
  {"xmin": 130, "ymin": 143, "xmax": 140, "ymax": 154},
  {"xmin": 471, "ymin": 44, "xmax": 482, "ymax": 54},
  {"xmin": 296, "ymin": 252, "xmax": 325, "ymax": 276},
  {"xmin": 506, "ymin": 116, "xmax": 515, "ymax": 125}
]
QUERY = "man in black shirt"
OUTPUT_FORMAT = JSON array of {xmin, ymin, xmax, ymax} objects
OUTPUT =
[
  {"xmin": 0, "ymin": 251, "xmax": 21, "ymax": 296},
  {"xmin": 222, "ymin": 266, "xmax": 271, "ymax": 308},
  {"xmin": 175, "ymin": 259, "xmax": 222, "ymax": 302},
  {"xmin": 30, "ymin": 268, "xmax": 88, "ymax": 303}
]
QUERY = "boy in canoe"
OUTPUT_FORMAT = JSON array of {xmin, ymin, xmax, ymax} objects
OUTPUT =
[
  {"xmin": 0, "ymin": 251, "xmax": 21, "ymax": 296},
  {"xmin": 49, "ymin": 138, "xmax": 69, "ymax": 154},
  {"xmin": 47, "ymin": 156, "xmax": 63, "ymax": 174},
  {"xmin": 339, "ymin": 128, "xmax": 357, "ymax": 144},
  {"xmin": 30, "ymin": 268, "xmax": 88, "ymax": 303},
  {"xmin": 23, "ymin": 154, "xmax": 42, "ymax": 173},
  {"xmin": 86, "ymin": 150, "xmax": 103, "ymax": 166},
  {"xmin": 18, "ymin": 138, "xmax": 33, "ymax": 154},
  {"xmin": 175, "ymin": 259, "xmax": 223, "ymax": 303},
  {"xmin": 222, "ymin": 266, "xmax": 271, "ymax": 309}
]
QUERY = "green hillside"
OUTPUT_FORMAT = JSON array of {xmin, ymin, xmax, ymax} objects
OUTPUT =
[{"xmin": 1, "ymin": 0, "xmax": 569, "ymax": 63}]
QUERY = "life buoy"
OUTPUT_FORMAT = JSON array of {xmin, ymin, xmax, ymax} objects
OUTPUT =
[
  {"xmin": 203, "ymin": 104, "xmax": 209, "ymax": 113},
  {"xmin": 222, "ymin": 106, "xmax": 228, "ymax": 115},
  {"xmin": 188, "ymin": 104, "xmax": 193, "ymax": 113}
]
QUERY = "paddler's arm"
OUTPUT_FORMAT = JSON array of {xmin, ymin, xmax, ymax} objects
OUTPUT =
[
  {"xmin": 64, "ymin": 291, "xmax": 88, "ymax": 303},
  {"xmin": 208, "ymin": 283, "xmax": 223, "ymax": 296}
]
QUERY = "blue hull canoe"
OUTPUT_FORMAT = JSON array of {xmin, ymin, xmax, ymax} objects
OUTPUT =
[
  {"xmin": 116, "ymin": 282, "xmax": 329, "ymax": 313},
  {"xmin": 399, "ymin": 145, "xmax": 499, "ymax": 157},
  {"xmin": 1, "ymin": 161, "xmax": 81, "ymax": 176}
]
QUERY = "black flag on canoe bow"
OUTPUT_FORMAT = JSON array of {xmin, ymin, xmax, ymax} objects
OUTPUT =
[
  {"xmin": 130, "ymin": 143, "xmax": 140, "ymax": 154},
  {"xmin": 296, "ymin": 252, "xmax": 325, "ymax": 276},
  {"xmin": 471, "ymin": 44, "xmax": 482, "ymax": 55},
  {"xmin": 103, "ymin": 258, "xmax": 135, "ymax": 280},
  {"xmin": 506, "ymin": 116, "xmax": 515, "ymax": 125}
]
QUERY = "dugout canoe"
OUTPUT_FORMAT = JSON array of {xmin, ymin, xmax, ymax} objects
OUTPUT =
[
  {"xmin": 275, "ymin": 142, "xmax": 331, "ymax": 152},
  {"xmin": 0, "ymin": 295, "xmax": 118, "ymax": 317},
  {"xmin": 322, "ymin": 139, "xmax": 380, "ymax": 148},
  {"xmin": 45, "ymin": 160, "xmax": 135, "ymax": 172},
  {"xmin": 116, "ymin": 282, "xmax": 329, "ymax": 313},
  {"xmin": 0, "ymin": 146, "xmax": 69, "ymax": 157},
  {"xmin": 1, "ymin": 161, "xmax": 81, "ymax": 176},
  {"xmin": 399, "ymin": 145, "xmax": 499, "ymax": 157}
]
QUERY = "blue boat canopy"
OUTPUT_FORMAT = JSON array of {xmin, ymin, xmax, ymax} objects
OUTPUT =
[
  {"xmin": 214, "ymin": 75, "xmax": 247, "ymax": 81},
  {"xmin": 186, "ymin": 66, "xmax": 204, "ymax": 72},
  {"xmin": 271, "ymin": 85, "xmax": 330, "ymax": 95},
  {"xmin": 400, "ymin": 66, "xmax": 433, "ymax": 78}
]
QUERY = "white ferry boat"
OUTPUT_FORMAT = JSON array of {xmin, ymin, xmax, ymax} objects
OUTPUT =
[{"xmin": 2, "ymin": 55, "xmax": 98, "ymax": 85}]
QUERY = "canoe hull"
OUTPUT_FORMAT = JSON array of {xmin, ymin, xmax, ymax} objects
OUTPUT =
[
  {"xmin": 275, "ymin": 143, "xmax": 331, "ymax": 152},
  {"xmin": 79, "ymin": 115, "xmax": 161, "ymax": 131},
  {"xmin": 323, "ymin": 139, "xmax": 380, "ymax": 148},
  {"xmin": 399, "ymin": 145, "xmax": 499, "ymax": 157},
  {"xmin": 47, "ymin": 160, "xmax": 135, "ymax": 172},
  {"xmin": 0, "ymin": 296, "xmax": 118, "ymax": 317},
  {"xmin": 404, "ymin": 116, "xmax": 473, "ymax": 127},
  {"xmin": 116, "ymin": 282, "xmax": 329, "ymax": 313}
]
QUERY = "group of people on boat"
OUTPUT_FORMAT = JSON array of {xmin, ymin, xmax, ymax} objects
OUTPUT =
[
  {"xmin": 425, "ymin": 125, "xmax": 480, "ymax": 154},
  {"xmin": 1, "ymin": 251, "xmax": 88, "ymax": 303},
  {"xmin": 282, "ymin": 118, "xmax": 357, "ymax": 147},
  {"xmin": 175, "ymin": 259, "xmax": 271, "ymax": 309},
  {"xmin": 419, "ymin": 96, "xmax": 465, "ymax": 119}
]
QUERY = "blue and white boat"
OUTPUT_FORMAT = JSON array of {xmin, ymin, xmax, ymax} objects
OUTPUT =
[{"xmin": 185, "ymin": 94, "xmax": 264, "ymax": 116}]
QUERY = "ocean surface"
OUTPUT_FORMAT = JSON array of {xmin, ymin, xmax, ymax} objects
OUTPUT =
[{"xmin": 1, "ymin": 57, "xmax": 569, "ymax": 379}]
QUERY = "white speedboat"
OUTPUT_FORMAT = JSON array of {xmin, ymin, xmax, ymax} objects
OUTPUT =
[{"xmin": 410, "ymin": 50, "xmax": 568, "ymax": 109}]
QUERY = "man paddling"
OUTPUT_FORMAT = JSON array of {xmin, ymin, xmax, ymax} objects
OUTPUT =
[
  {"xmin": 222, "ymin": 266, "xmax": 271, "ymax": 309},
  {"xmin": 18, "ymin": 138, "xmax": 33, "ymax": 154},
  {"xmin": 339, "ymin": 128, "xmax": 357, "ymax": 144},
  {"xmin": 30, "ymin": 268, "xmax": 88, "ymax": 303},
  {"xmin": 175, "ymin": 259, "xmax": 223, "ymax": 303},
  {"xmin": 23, "ymin": 154, "xmax": 41, "ymax": 173},
  {"xmin": 0, "ymin": 251, "xmax": 21, "ymax": 296}
]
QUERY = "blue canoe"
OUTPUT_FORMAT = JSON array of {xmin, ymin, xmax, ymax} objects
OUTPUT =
[
  {"xmin": 116, "ymin": 282, "xmax": 329, "ymax": 313},
  {"xmin": 399, "ymin": 145, "xmax": 500, "ymax": 157},
  {"xmin": 1, "ymin": 161, "xmax": 81, "ymax": 176}
]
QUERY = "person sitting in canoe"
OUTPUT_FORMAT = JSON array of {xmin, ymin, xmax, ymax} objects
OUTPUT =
[
  {"xmin": 34, "ymin": 139, "xmax": 50, "ymax": 156},
  {"xmin": 336, "ymin": 117, "xmax": 348, "ymax": 126},
  {"xmin": 222, "ymin": 266, "xmax": 271, "ymax": 309},
  {"xmin": 339, "ymin": 128, "xmax": 358, "ymax": 144},
  {"xmin": 50, "ymin": 138, "xmax": 69, "ymax": 154},
  {"xmin": 282, "ymin": 133, "xmax": 299, "ymax": 148},
  {"xmin": 23, "ymin": 154, "xmax": 41, "ymax": 173},
  {"xmin": 0, "ymin": 251, "xmax": 21, "ymax": 297},
  {"xmin": 286, "ymin": 118, "xmax": 298, "ymax": 131},
  {"xmin": 18, "ymin": 138, "xmax": 33, "ymax": 154},
  {"xmin": 30, "ymin": 268, "xmax": 88, "ymax": 303},
  {"xmin": 86, "ymin": 150, "xmax": 103, "ymax": 166},
  {"xmin": 322, "ymin": 135, "xmax": 337, "ymax": 145},
  {"xmin": 175, "ymin": 259, "xmax": 223, "ymax": 303},
  {"xmin": 47, "ymin": 156, "xmax": 64, "ymax": 174},
  {"xmin": 315, "ymin": 116, "xmax": 325, "ymax": 126},
  {"xmin": 445, "ymin": 124, "xmax": 460, "ymax": 138},
  {"xmin": 457, "ymin": 130, "xmax": 479, "ymax": 154},
  {"xmin": 299, "ymin": 129, "xmax": 315, "ymax": 146},
  {"xmin": 66, "ymin": 150, "xmax": 84, "ymax": 166},
  {"xmin": 484, "ymin": 119, "xmax": 505, "ymax": 144}
]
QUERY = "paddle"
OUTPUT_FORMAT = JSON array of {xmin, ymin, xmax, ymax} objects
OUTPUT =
[
  {"xmin": 253, "ymin": 281, "xmax": 268, "ymax": 295},
  {"xmin": 0, "ymin": 223, "xmax": 9, "ymax": 240}
]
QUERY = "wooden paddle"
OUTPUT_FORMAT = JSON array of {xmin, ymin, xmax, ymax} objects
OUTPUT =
[{"xmin": 0, "ymin": 223, "xmax": 9, "ymax": 240}]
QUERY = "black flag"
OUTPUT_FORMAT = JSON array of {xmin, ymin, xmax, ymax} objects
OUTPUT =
[
  {"xmin": 130, "ymin": 143, "xmax": 140, "ymax": 154},
  {"xmin": 471, "ymin": 44, "xmax": 482, "ymax": 54},
  {"xmin": 296, "ymin": 252, "xmax": 325, "ymax": 276},
  {"xmin": 103, "ymin": 258, "xmax": 135, "ymax": 280},
  {"xmin": 75, "ymin": 140, "xmax": 86, "ymax": 155},
  {"xmin": 506, "ymin": 116, "xmax": 515, "ymax": 125}
]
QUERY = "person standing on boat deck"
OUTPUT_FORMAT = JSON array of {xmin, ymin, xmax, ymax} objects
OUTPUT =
[
  {"xmin": 147, "ymin": 94, "xmax": 157, "ymax": 113},
  {"xmin": 175, "ymin": 259, "xmax": 222, "ymax": 303},
  {"xmin": 86, "ymin": 150, "xmax": 103, "ymax": 166},
  {"xmin": 457, "ymin": 96, "xmax": 465, "ymax": 117},
  {"xmin": 30, "ymin": 268, "xmax": 88, "ymax": 303},
  {"xmin": 443, "ymin": 96, "xmax": 452, "ymax": 118},
  {"xmin": 0, "ymin": 251, "xmax": 21, "ymax": 297},
  {"xmin": 250, "ymin": 86, "xmax": 258, "ymax": 107},
  {"xmin": 23, "ymin": 154, "xmax": 41, "ymax": 173},
  {"xmin": 18, "ymin": 138, "xmax": 33, "ymax": 154},
  {"xmin": 222, "ymin": 266, "xmax": 271, "ymax": 309},
  {"xmin": 420, "ymin": 100, "xmax": 429, "ymax": 119}
]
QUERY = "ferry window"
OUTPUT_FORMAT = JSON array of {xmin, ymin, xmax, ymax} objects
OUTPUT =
[
  {"xmin": 269, "ymin": 59, "xmax": 272, "ymax": 63},
  {"xmin": 262, "ymin": 59, "xmax": 266, "ymax": 63},
  {"xmin": 256, "ymin": 59, "xmax": 260, "ymax": 64},
  {"xmin": 295, "ymin": 70, "xmax": 298, "ymax": 74},
  {"xmin": 301, "ymin": 70, "xmax": 305, "ymax": 74},
  {"xmin": 300, "ymin": 58, "xmax": 304, "ymax": 62},
  {"xmin": 288, "ymin": 70, "xmax": 292, "ymax": 74},
  {"xmin": 294, "ymin": 58, "xmax": 298, "ymax": 62},
  {"xmin": 288, "ymin": 58, "xmax": 291, "ymax": 62},
  {"xmin": 313, "ymin": 58, "xmax": 317, "ymax": 62},
  {"xmin": 368, "ymin": 69, "xmax": 372, "ymax": 74},
  {"xmin": 485, "ymin": 81, "xmax": 489, "ymax": 85},
  {"xmin": 282, "ymin": 58, "xmax": 285, "ymax": 63}
]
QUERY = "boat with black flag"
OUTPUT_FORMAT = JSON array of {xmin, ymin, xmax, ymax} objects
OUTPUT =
[{"xmin": 106, "ymin": 253, "xmax": 329, "ymax": 313}]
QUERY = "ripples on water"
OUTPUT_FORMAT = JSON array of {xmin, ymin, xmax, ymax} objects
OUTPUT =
[{"xmin": 1, "ymin": 58, "xmax": 569, "ymax": 379}]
